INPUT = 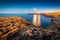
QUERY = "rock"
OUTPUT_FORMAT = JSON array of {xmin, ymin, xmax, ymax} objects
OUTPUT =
[
  {"xmin": 0, "ymin": 16, "xmax": 32, "ymax": 40},
  {"xmin": 47, "ymin": 16, "xmax": 60, "ymax": 40},
  {"xmin": 49, "ymin": 16, "xmax": 60, "ymax": 30},
  {"xmin": 0, "ymin": 16, "xmax": 60, "ymax": 40}
]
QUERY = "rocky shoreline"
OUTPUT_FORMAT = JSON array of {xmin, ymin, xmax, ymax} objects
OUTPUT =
[{"xmin": 0, "ymin": 16, "xmax": 60, "ymax": 40}]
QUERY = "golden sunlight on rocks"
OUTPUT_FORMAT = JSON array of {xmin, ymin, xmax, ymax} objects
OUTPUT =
[
  {"xmin": 0, "ymin": 16, "xmax": 32, "ymax": 40},
  {"xmin": 44, "ymin": 11, "xmax": 60, "ymax": 17}
]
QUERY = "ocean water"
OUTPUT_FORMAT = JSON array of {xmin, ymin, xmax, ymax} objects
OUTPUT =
[{"xmin": 0, "ymin": 13, "xmax": 52, "ymax": 27}]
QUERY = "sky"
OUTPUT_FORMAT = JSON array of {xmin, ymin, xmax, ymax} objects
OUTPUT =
[{"xmin": 0, "ymin": 0, "xmax": 60, "ymax": 13}]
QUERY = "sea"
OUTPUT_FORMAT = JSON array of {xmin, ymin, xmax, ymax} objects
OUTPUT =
[{"xmin": 0, "ymin": 13, "xmax": 52, "ymax": 27}]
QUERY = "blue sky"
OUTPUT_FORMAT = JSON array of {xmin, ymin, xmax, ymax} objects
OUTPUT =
[{"xmin": 0, "ymin": 0, "xmax": 60, "ymax": 13}]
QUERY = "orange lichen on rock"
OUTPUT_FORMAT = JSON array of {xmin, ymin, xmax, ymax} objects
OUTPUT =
[{"xmin": 0, "ymin": 32, "xmax": 3, "ymax": 35}]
